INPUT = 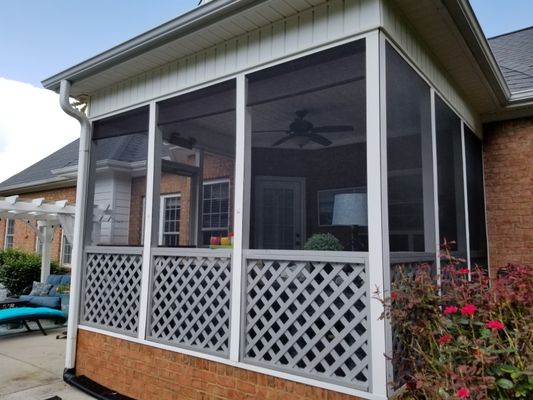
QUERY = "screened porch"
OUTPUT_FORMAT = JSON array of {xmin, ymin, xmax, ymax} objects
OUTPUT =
[{"xmin": 75, "ymin": 33, "xmax": 487, "ymax": 399}]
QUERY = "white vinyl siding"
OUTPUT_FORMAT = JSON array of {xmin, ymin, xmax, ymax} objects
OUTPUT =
[{"xmin": 88, "ymin": 0, "xmax": 381, "ymax": 117}]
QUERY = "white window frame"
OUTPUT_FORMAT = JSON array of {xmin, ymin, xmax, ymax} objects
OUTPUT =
[
  {"xmin": 159, "ymin": 194, "xmax": 181, "ymax": 246},
  {"xmin": 201, "ymin": 179, "xmax": 231, "ymax": 243},
  {"xmin": 60, "ymin": 232, "xmax": 72, "ymax": 266},
  {"xmin": 4, "ymin": 219, "xmax": 15, "ymax": 249}
]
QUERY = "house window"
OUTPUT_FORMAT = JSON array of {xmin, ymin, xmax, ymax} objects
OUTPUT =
[
  {"xmin": 160, "ymin": 195, "xmax": 181, "ymax": 246},
  {"xmin": 202, "ymin": 180, "xmax": 230, "ymax": 245},
  {"xmin": 4, "ymin": 219, "xmax": 15, "ymax": 249},
  {"xmin": 61, "ymin": 233, "xmax": 72, "ymax": 265}
]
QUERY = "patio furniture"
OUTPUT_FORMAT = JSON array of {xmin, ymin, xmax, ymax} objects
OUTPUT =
[
  {"xmin": 0, "ymin": 307, "xmax": 66, "ymax": 336},
  {"xmin": 19, "ymin": 274, "xmax": 71, "ymax": 310}
]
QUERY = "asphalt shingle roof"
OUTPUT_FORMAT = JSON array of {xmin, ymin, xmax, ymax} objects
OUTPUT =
[
  {"xmin": 488, "ymin": 26, "xmax": 533, "ymax": 94},
  {"xmin": 0, "ymin": 134, "xmax": 149, "ymax": 191}
]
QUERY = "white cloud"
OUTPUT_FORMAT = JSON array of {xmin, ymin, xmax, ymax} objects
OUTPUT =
[{"xmin": 0, "ymin": 78, "xmax": 79, "ymax": 184}]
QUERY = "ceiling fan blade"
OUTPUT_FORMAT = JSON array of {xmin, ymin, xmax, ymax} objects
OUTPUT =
[
  {"xmin": 307, "ymin": 133, "xmax": 332, "ymax": 146},
  {"xmin": 272, "ymin": 135, "xmax": 294, "ymax": 146},
  {"xmin": 312, "ymin": 125, "xmax": 353, "ymax": 133},
  {"xmin": 252, "ymin": 129, "xmax": 290, "ymax": 134}
]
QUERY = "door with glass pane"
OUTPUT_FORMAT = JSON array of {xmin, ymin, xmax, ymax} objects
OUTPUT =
[{"xmin": 254, "ymin": 177, "xmax": 304, "ymax": 250}]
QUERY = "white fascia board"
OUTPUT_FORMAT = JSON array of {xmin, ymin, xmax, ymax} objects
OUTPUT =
[
  {"xmin": 0, "ymin": 177, "xmax": 75, "ymax": 195},
  {"xmin": 41, "ymin": 0, "xmax": 266, "ymax": 92}
]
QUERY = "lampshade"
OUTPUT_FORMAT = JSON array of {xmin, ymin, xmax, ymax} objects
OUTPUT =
[{"xmin": 332, "ymin": 193, "xmax": 368, "ymax": 226}]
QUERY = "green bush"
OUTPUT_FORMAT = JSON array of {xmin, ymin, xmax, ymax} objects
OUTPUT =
[
  {"xmin": 304, "ymin": 233, "xmax": 343, "ymax": 251},
  {"xmin": 0, "ymin": 249, "xmax": 67, "ymax": 296}
]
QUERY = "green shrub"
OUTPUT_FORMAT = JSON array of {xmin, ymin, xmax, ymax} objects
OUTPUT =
[
  {"xmin": 304, "ymin": 233, "xmax": 343, "ymax": 251},
  {"xmin": 0, "ymin": 249, "xmax": 68, "ymax": 296}
]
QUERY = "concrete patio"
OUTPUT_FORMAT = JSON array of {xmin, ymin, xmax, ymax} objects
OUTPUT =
[{"xmin": 0, "ymin": 326, "xmax": 93, "ymax": 400}]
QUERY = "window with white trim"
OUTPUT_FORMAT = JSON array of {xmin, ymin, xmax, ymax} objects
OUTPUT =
[
  {"xmin": 160, "ymin": 194, "xmax": 181, "ymax": 246},
  {"xmin": 4, "ymin": 219, "xmax": 14, "ymax": 249},
  {"xmin": 61, "ymin": 233, "xmax": 72, "ymax": 265},
  {"xmin": 202, "ymin": 180, "xmax": 230, "ymax": 245}
]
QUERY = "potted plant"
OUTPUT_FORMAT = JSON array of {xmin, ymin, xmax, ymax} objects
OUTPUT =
[{"xmin": 56, "ymin": 283, "xmax": 70, "ymax": 317}]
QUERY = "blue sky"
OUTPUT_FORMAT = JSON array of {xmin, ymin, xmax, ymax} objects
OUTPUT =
[
  {"xmin": 0, "ymin": 0, "xmax": 531, "ymax": 183},
  {"xmin": 0, "ymin": 1, "xmax": 199, "ymax": 87}
]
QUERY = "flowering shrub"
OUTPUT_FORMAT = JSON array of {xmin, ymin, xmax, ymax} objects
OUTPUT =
[{"xmin": 379, "ymin": 244, "xmax": 533, "ymax": 399}]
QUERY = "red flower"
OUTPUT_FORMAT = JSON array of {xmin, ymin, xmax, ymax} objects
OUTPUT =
[
  {"xmin": 456, "ymin": 387, "xmax": 470, "ymax": 398},
  {"xmin": 438, "ymin": 334, "xmax": 453, "ymax": 344},
  {"xmin": 485, "ymin": 320, "xmax": 505, "ymax": 331},
  {"xmin": 461, "ymin": 304, "xmax": 476, "ymax": 316},
  {"xmin": 457, "ymin": 268, "xmax": 469, "ymax": 274},
  {"xmin": 444, "ymin": 306, "xmax": 458, "ymax": 314},
  {"xmin": 390, "ymin": 292, "xmax": 398, "ymax": 300}
]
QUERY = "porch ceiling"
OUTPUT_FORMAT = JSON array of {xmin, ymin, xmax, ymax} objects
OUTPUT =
[{"xmin": 42, "ymin": 0, "xmax": 327, "ymax": 97}]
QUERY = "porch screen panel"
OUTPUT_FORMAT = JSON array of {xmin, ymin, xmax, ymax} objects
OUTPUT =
[
  {"xmin": 87, "ymin": 106, "xmax": 149, "ymax": 247},
  {"xmin": 155, "ymin": 81, "xmax": 236, "ymax": 248},
  {"xmin": 385, "ymin": 43, "xmax": 433, "ymax": 253},
  {"xmin": 247, "ymin": 40, "xmax": 367, "ymax": 252},
  {"xmin": 464, "ymin": 126, "xmax": 487, "ymax": 269},
  {"xmin": 435, "ymin": 96, "xmax": 466, "ymax": 255}
]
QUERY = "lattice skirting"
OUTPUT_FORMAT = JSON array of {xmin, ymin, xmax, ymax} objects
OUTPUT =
[
  {"xmin": 147, "ymin": 254, "xmax": 232, "ymax": 357},
  {"xmin": 243, "ymin": 258, "xmax": 370, "ymax": 391},
  {"xmin": 81, "ymin": 252, "xmax": 143, "ymax": 336}
]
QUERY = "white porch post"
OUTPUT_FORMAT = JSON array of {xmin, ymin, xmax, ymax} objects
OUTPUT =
[
  {"xmin": 366, "ymin": 31, "xmax": 388, "ymax": 397},
  {"xmin": 138, "ymin": 102, "xmax": 160, "ymax": 339},
  {"xmin": 229, "ymin": 75, "xmax": 251, "ymax": 361},
  {"xmin": 37, "ymin": 221, "xmax": 55, "ymax": 282}
]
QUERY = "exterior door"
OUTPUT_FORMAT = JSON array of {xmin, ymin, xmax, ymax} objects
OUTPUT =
[{"xmin": 254, "ymin": 176, "xmax": 305, "ymax": 249}]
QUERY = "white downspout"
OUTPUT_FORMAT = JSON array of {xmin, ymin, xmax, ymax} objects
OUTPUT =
[{"xmin": 59, "ymin": 80, "xmax": 92, "ymax": 370}]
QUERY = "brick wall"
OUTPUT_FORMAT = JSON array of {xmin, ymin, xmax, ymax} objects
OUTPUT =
[
  {"xmin": 483, "ymin": 117, "xmax": 533, "ymax": 272},
  {"xmin": 76, "ymin": 330, "xmax": 362, "ymax": 400},
  {"xmin": 0, "ymin": 186, "xmax": 76, "ymax": 262}
]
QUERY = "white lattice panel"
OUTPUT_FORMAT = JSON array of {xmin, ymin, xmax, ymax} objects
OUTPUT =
[
  {"xmin": 81, "ymin": 251, "xmax": 143, "ymax": 336},
  {"xmin": 147, "ymin": 254, "xmax": 231, "ymax": 357},
  {"xmin": 244, "ymin": 257, "xmax": 370, "ymax": 390}
]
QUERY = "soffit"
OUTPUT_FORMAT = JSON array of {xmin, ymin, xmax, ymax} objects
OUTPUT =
[
  {"xmin": 47, "ymin": 0, "xmax": 327, "ymax": 97},
  {"xmin": 389, "ymin": 0, "xmax": 506, "ymax": 115}
]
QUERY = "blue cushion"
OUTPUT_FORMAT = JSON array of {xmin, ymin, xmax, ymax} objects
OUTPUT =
[
  {"xmin": 0, "ymin": 307, "xmax": 65, "ymax": 322},
  {"xmin": 19, "ymin": 295, "xmax": 61, "ymax": 309}
]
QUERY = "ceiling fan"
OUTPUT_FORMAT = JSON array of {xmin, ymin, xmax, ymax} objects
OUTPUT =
[{"xmin": 253, "ymin": 110, "xmax": 353, "ymax": 147}]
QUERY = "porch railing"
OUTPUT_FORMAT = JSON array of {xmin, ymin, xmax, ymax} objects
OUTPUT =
[
  {"xmin": 146, "ymin": 248, "xmax": 232, "ymax": 357},
  {"xmin": 80, "ymin": 246, "xmax": 143, "ymax": 336},
  {"xmin": 242, "ymin": 250, "xmax": 371, "ymax": 391},
  {"xmin": 79, "ymin": 247, "xmax": 372, "ymax": 393}
]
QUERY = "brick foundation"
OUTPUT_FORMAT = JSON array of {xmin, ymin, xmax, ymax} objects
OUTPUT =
[
  {"xmin": 76, "ymin": 330, "xmax": 363, "ymax": 400},
  {"xmin": 483, "ymin": 118, "xmax": 533, "ymax": 273}
]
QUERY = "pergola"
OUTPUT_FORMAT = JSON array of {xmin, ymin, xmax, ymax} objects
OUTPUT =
[{"xmin": 0, "ymin": 195, "xmax": 76, "ymax": 282}]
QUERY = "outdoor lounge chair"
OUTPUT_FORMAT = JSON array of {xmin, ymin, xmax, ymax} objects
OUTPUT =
[{"xmin": 0, "ymin": 307, "xmax": 66, "ymax": 336}]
